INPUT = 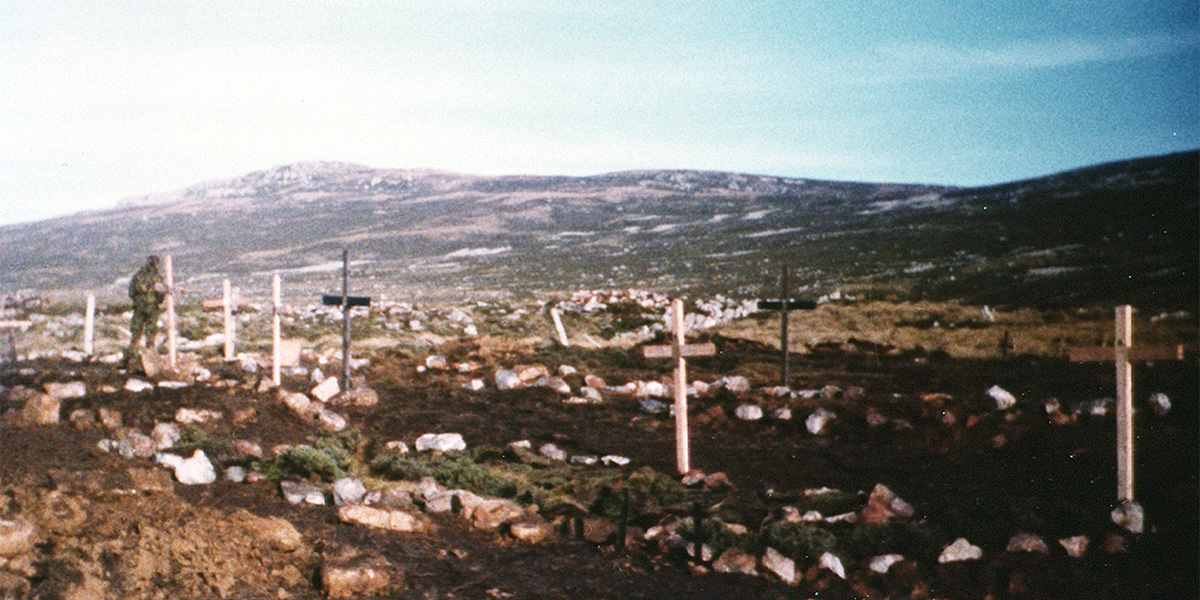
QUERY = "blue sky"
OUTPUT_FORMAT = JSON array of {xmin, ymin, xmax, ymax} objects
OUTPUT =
[{"xmin": 2, "ymin": 0, "xmax": 1197, "ymax": 225}]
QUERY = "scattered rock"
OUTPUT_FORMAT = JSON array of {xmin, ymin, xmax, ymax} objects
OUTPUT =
[
  {"xmin": 316, "ymin": 407, "xmax": 348, "ymax": 432},
  {"xmin": 860, "ymin": 483, "xmax": 915, "ymax": 523},
  {"xmin": 536, "ymin": 376, "xmax": 572, "ymax": 395},
  {"xmin": 151, "ymin": 422, "xmax": 182, "ymax": 450},
  {"xmin": 508, "ymin": 513, "xmax": 554, "ymax": 543},
  {"xmin": 116, "ymin": 429, "xmax": 157, "ymax": 459},
  {"xmin": 938, "ymin": 537, "xmax": 982, "ymax": 563},
  {"xmin": 156, "ymin": 450, "xmax": 217, "ymax": 485},
  {"xmin": 1058, "ymin": 535, "xmax": 1089, "ymax": 558},
  {"xmin": 770, "ymin": 407, "xmax": 793, "ymax": 421},
  {"xmin": 68, "ymin": 408, "xmax": 96, "ymax": 429},
  {"xmin": 869, "ymin": 553, "xmax": 905, "ymax": 574},
  {"xmin": 44, "ymin": 381, "xmax": 86, "ymax": 399},
  {"xmin": 584, "ymin": 374, "xmax": 606, "ymax": 388},
  {"xmin": 820, "ymin": 384, "xmax": 842, "ymax": 400},
  {"xmin": 865, "ymin": 409, "xmax": 888, "ymax": 428},
  {"xmin": 124, "ymin": 379, "xmax": 154, "ymax": 393},
  {"xmin": 384, "ymin": 440, "xmax": 409, "ymax": 453},
  {"xmin": 233, "ymin": 509, "xmax": 304, "ymax": 552},
  {"xmin": 333, "ymin": 478, "xmax": 368, "ymax": 506},
  {"xmin": 311, "ymin": 377, "xmax": 341, "ymax": 402},
  {"xmin": 539, "ymin": 443, "xmax": 567, "ymax": 462},
  {"xmin": 601, "ymin": 455, "xmax": 631, "ymax": 467},
  {"xmin": 224, "ymin": 466, "xmax": 246, "ymax": 483},
  {"xmin": 234, "ymin": 439, "xmax": 264, "ymax": 458},
  {"xmin": 639, "ymin": 399, "xmax": 668, "ymax": 415},
  {"xmin": 558, "ymin": 365, "xmax": 577, "ymax": 376},
  {"xmin": 175, "ymin": 407, "xmax": 222, "ymax": 424},
  {"xmin": 0, "ymin": 519, "xmax": 35, "ymax": 558},
  {"xmin": 580, "ymin": 517, "xmax": 617, "ymax": 544},
  {"xmin": 322, "ymin": 549, "xmax": 393, "ymax": 599},
  {"xmin": 21, "ymin": 393, "xmax": 60, "ymax": 425},
  {"xmin": 280, "ymin": 480, "xmax": 327, "ymax": 506},
  {"xmin": 986, "ymin": 385, "xmax": 1017, "ymax": 410},
  {"xmin": 1007, "ymin": 532, "xmax": 1049, "ymax": 554},
  {"xmin": 718, "ymin": 376, "xmax": 751, "ymax": 394},
  {"xmin": 1146, "ymin": 392, "xmax": 1171, "ymax": 416},
  {"xmin": 515, "ymin": 364, "xmax": 550, "ymax": 383},
  {"xmin": 97, "ymin": 407, "xmax": 122, "ymax": 429},
  {"xmin": 468, "ymin": 379, "xmax": 486, "ymax": 391},
  {"xmin": 761, "ymin": 547, "xmax": 799, "ymax": 585},
  {"xmin": 338, "ymin": 504, "xmax": 431, "ymax": 533},
  {"xmin": 713, "ymin": 548, "xmax": 759, "ymax": 576},
  {"xmin": 819, "ymin": 551, "xmax": 846, "ymax": 579},
  {"xmin": 734, "ymin": 404, "xmax": 764, "ymax": 421},
  {"xmin": 1111, "ymin": 500, "xmax": 1144, "ymax": 534},
  {"xmin": 805, "ymin": 408, "xmax": 835, "ymax": 435},
  {"xmin": 569, "ymin": 455, "xmax": 598, "ymax": 465},
  {"xmin": 415, "ymin": 433, "xmax": 466, "ymax": 453},
  {"xmin": 424, "ymin": 355, "xmax": 450, "ymax": 370},
  {"xmin": 467, "ymin": 499, "xmax": 525, "ymax": 531},
  {"xmin": 495, "ymin": 370, "xmax": 522, "ymax": 390}
]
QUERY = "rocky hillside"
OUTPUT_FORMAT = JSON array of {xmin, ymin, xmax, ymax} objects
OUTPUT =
[{"xmin": 0, "ymin": 152, "xmax": 1195, "ymax": 309}]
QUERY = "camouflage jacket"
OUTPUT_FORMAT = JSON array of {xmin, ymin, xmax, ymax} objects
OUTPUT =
[{"xmin": 129, "ymin": 262, "xmax": 165, "ymax": 308}]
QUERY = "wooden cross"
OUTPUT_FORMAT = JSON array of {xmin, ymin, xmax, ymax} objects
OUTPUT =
[
  {"xmin": 642, "ymin": 299, "xmax": 716, "ymax": 474},
  {"xmin": 1069, "ymin": 305, "xmax": 1185, "ymax": 502},
  {"xmin": 163, "ymin": 255, "xmax": 178, "ymax": 368},
  {"xmin": 756, "ymin": 265, "xmax": 817, "ymax": 387},
  {"xmin": 320, "ymin": 250, "xmax": 371, "ymax": 391}
]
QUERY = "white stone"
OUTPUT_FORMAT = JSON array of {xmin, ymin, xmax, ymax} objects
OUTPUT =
[
  {"xmin": 158, "ymin": 381, "xmax": 189, "ymax": 389},
  {"xmin": 938, "ymin": 537, "xmax": 983, "ymax": 563},
  {"xmin": 316, "ymin": 407, "xmax": 347, "ymax": 432},
  {"xmin": 44, "ymin": 381, "xmax": 86, "ymax": 399},
  {"xmin": 463, "ymin": 324, "xmax": 478, "ymax": 336},
  {"xmin": 539, "ymin": 443, "xmax": 567, "ymax": 462},
  {"xmin": 715, "ymin": 376, "xmax": 749, "ymax": 393},
  {"xmin": 770, "ymin": 407, "xmax": 793, "ymax": 421},
  {"xmin": 601, "ymin": 455, "xmax": 631, "ymax": 467},
  {"xmin": 639, "ymin": 381, "xmax": 668, "ymax": 398},
  {"xmin": 639, "ymin": 399, "xmax": 668, "ymax": 414},
  {"xmin": 1058, "ymin": 535, "xmax": 1089, "ymax": 558},
  {"xmin": 124, "ymin": 379, "xmax": 154, "ymax": 393},
  {"xmin": 537, "ymin": 377, "xmax": 572, "ymax": 395},
  {"xmin": 557, "ymin": 365, "xmax": 577, "ymax": 376},
  {"xmin": 224, "ymin": 466, "xmax": 246, "ymax": 483},
  {"xmin": 1007, "ymin": 532, "xmax": 1049, "ymax": 554},
  {"xmin": 819, "ymin": 552, "xmax": 846, "ymax": 579},
  {"xmin": 312, "ymin": 377, "xmax": 341, "ymax": 402},
  {"xmin": 806, "ymin": 408, "xmax": 835, "ymax": 435},
  {"xmin": 467, "ymin": 379, "xmax": 485, "ymax": 391},
  {"xmin": 333, "ymin": 478, "xmax": 368, "ymax": 506},
  {"xmin": 151, "ymin": 422, "xmax": 181, "ymax": 450},
  {"xmin": 495, "ymin": 370, "xmax": 522, "ymax": 390},
  {"xmin": 415, "ymin": 433, "xmax": 466, "ymax": 453},
  {"xmin": 175, "ymin": 407, "xmax": 222, "ymax": 424},
  {"xmin": 580, "ymin": 387, "xmax": 604, "ymax": 403},
  {"xmin": 280, "ymin": 480, "xmax": 326, "ymax": 505},
  {"xmin": 508, "ymin": 440, "xmax": 532, "ymax": 450},
  {"xmin": 1147, "ymin": 392, "xmax": 1171, "ymax": 416},
  {"xmin": 986, "ymin": 385, "xmax": 1017, "ymax": 410},
  {"xmin": 156, "ymin": 450, "xmax": 217, "ymax": 485},
  {"xmin": 384, "ymin": 441, "xmax": 409, "ymax": 453},
  {"xmin": 761, "ymin": 547, "xmax": 798, "ymax": 585},
  {"xmin": 734, "ymin": 404, "xmax": 764, "ymax": 421},
  {"xmin": 869, "ymin": 553, "xmax": 905, "ymax": 574},
  {"xmin": 569, "ymin": 455, "xmax": 598, "ymax": 465},
  {"xmin": 800, "ymin": 510, "xmax": 824, "ymax": 523},
  {"xmin": 0, "ymin": 519, "xmax": 36, "ymax": 558},
  {"xmin": 1111, "ymin": 501, "xmax": 1144, "ymax": 534}
]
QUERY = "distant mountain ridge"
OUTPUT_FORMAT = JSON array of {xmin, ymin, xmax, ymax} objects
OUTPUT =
[{"xmin": 1, "ymin": 151, "xmax": 1195, "ymax": 310}]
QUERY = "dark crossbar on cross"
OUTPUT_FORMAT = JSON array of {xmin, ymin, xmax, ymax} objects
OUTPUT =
[
  {"xmin": 1069, "ymin": 305, "xmax": 1187, "ymax": 504},
  {"xmin": 755, "ymin": 266, "xmax": 818, "ymax": 387},
  {"xmin": 641, "ymin": 299, "xmax": 716, "ymax": 474}
]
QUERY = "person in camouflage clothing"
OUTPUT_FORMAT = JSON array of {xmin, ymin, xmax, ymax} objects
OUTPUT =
[{"xmin": 127, "ymin": 255, "xmax": 166, "ymax": 362}]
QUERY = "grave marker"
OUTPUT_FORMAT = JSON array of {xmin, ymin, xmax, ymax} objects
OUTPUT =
[
  {"xmin": 223, "ymin": 279, "xmax": 234, "ymax": 360},
  {"xmin": 320, "ymin": 250, "xmax": 371, "ymax": 391},
  {"xmin": 272, "ymin": 273, "xmax": 282, "ymax": 386},
  {"xmin": 1069, "ymin": 305, "xmax": 1186, "ymax": 503},
  {"xmin": 642, "ymin": 299, "xmax": 716, "ymax": 474},
  {"xmin": 756, "ymin": 265, "xmax": 817, "ymax": 387},
  {"xmin": 84, "ymin": 293, "xmax": 95, "ymax": 355},
  {"xmin": 163, "ymin": 255, "xmax": 177, "ymax": 368},
  {"xmin": 550, "ymin": 308, "xmax": 570, "ymax": 346}
]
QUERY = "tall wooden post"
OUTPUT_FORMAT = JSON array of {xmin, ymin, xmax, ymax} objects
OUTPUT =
[
  {"xmin": 164, "ymin": 255, "xmax": 177, "ymax": 368},
  {"xmin": 1114, "ymin": 305, "xmax": 1134, "ymax": 502},
  {"xmin": 672, "ymin": 299, "xmax": 689, "ymax": 474},
  {"xmin": 780, "ymin": 265, "xmax": 790, "ymax": 387},
  {"xmin": 84, "ymin": 293, "xmax": 95, "ymax": 355},
  {"xmin": 341, "ymin": 249, "xmax": 351, "ymax": 391},
  {"xmin": 222, "ymin": 278, "xmax": 235, "ymax": 360},
  {"xmin": 272, "ymin": 273, "xmax": 282, "ymax": 386}
]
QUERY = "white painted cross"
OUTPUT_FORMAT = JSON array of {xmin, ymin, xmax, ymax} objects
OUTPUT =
[
  {"xmin": 84, "ymin": 293, "xmax": 95, "ymax": 355},
  {"xmin": 642, "ymin": 299, "xmax": 716, "ymax": 474},
  {"xmin": 272, "ymin": 273, "xmax": 282, "ymax": 386},
  {"xmin": 163, "ymin": 255, "xmax": 178, "ymax": 368},
  {"xmin": 1069, "ymin": 305, "xmax": 1185, "ymax": 502}
]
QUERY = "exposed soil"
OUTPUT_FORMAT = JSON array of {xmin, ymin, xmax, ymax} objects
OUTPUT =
[{"xmin": 0, "ymin": 338, "xmax": 1195, "ymax": 599}]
